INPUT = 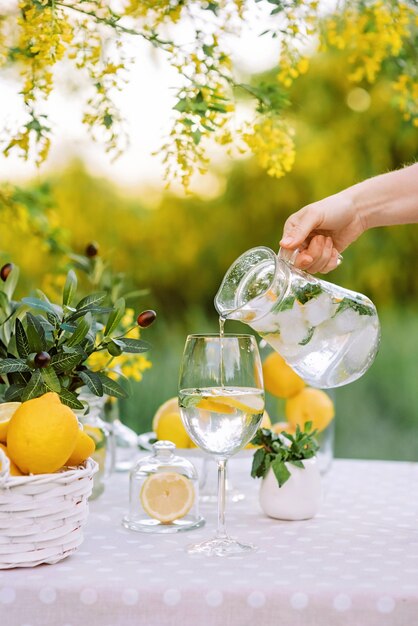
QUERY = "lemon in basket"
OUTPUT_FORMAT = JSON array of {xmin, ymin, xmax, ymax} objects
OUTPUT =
[
  {"xmin": 0, "ymin": 443, "xmax": 24, "ymax": 476},
  {"xmin": 66, "ymin": 430, "xmax": 96, "ymax": 467},
  {"xmin": 0, "ymin": 402, "xmax": 21, "ymax": 443},
  {"xmin": 7, "ymin": 392, "xmax": 79, "ymax": 474},
  {"xmin": 140, "ymin": 471, "xmax": 195, "ymax": 523}
]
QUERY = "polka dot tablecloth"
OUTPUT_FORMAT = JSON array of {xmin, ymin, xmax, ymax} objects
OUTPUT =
[{"xmin": 1, "ymin": 458, "xmax": 418, "ymax": 626}]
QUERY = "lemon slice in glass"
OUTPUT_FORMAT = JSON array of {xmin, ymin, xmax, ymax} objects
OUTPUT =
[{"xmin": 140, "ymin": 472, "xmax": 195, "ymax": 523}]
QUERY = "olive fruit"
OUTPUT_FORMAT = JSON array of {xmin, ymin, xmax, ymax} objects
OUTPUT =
[
  {"xmin": 85, "ymin": 242, "xmax": 99, "ymax": 258},
  {"xmin": 137, "ymin": 310, "xmax": 157, "ymax": 328},
  {"xmin": 0, "ymin": 263, "xmax": 13, "ymax": 282},
  {"xmin": 34, "ymin": 351, "xmax": 51, "ymax": 368}
]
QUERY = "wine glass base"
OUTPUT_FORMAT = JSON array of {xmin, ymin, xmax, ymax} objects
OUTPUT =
[{"xmin": 187, "ymin": 536, "xmax": 257, "ymax": 557}]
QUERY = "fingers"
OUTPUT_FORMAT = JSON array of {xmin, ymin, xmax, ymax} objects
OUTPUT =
[
  {"xmin": 280, "ymin": 206, "xmax": 323, "ymax": 249},
  {"xmin": 294, "ymin": 236, "xmax": 340, "ymax": 274}
]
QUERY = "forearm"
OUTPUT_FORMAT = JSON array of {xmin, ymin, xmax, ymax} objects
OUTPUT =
[{"xmin": 348, "ymin": 163, "xmax": 418, "ymax": 231}]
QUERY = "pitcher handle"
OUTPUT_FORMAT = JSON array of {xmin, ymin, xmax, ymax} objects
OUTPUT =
[{"xmin": 278, "ymin": 246, "xmax": 343, "ymax": 267}]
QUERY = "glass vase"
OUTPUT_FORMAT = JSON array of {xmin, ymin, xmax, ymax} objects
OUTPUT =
[
  {"xmin": 103, "ymin": 399, "xmax": 139, "ymax": 472},
  {"xmin": 77, "ymin": 391, "xmax": 115, "ymax": 500}
]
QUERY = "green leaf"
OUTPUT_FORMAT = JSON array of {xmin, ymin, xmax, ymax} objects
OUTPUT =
[
  {"xmin": 67, "ymin": 253, "xmax": 91, "ymax": 271},
  {"xmin": 299, "ymin": 327, "xmax": 315, "ymax": 346},
  {"xmin": 334, "ymin": 297, "xmax": 374, "ymax": 316},
  {"xmin": 178, "ymin": 393, "xmax": 200, "ymax": 410},
  {"xmin": 114, "ymin": 338, "xmax": 150, "ymax": 353},
  {"xmin": 68, "ymin": 305, "xmax": 112, "ymax": 321},
  {"xmin": 97, "ymin": 373, "xmax": 128, "ymax": 399},
  {"xmin": 104, "ymin": 297, "xmax": 125, "ymax": 337},
  {"xmin": 251, "ymin": 447, "xmax": 267, "ymax": 478},
  {"xmin": 0, "ymin": 292, "xmax": 10, "ymax": 318},
  {"xmin": 63, "ymin": 270, "xmax": 77, "ymax": 306},
  {"xmin": 22, "ymin": 297, "xmax": 60, "ymax": 318},
  {"xmin": 41, "ymin": 366, "xmax": 61, "ymax": 392},
  {"xmin": 75, "ymin": 292, "xmax": 107, "ymax": 313},
  {"xmin": 271, "ymin": 295, "xmax": 294, "ymax": 314},
  {"xmin": 295, "ymin": 283, "xmax": 323, "ymax": 304},
  {"xmin": 271, "ymin": 457, "xmax": 291, "ymax": 487},
  {"xmin": 289, "ymin": 460, "xmax": 304, "ymax": 469},
  {"xmin": 15, "ymin": 318, "xmax": 30, "ymax": 358},
  {"xmin": 59, "ymin": 388, "xmax": 85, "ymax": 410},
  {"xmin": 0, "ymin": 359, "xmax": 31, "ymax": 374},
  {"xmin": 79, "ymin": 370, "xmax": 104, "ymax": 397},
  {"xmin": 26, "ymin": 312, "xmax": 46, "ymax": 352},
  {"xmin": 50, "ymin": 351, "xmax": 84, "ymax": 373},
  {"xmin": 21, "ymin": 371, "xmax": 45, "ymax": 401},
  {"xmin": 65, "ymin": 314, "xmax": 92, "ymax": 347},
  {"xmin": 4, "ymin": 384, "xmax": 25, "ymax": 401},
  {"xmin": 107, "ymin": 340, "xmax": 122, "ymax": 357}
]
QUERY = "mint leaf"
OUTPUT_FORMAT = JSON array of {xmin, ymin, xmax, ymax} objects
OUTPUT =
[
  {"xmin": 295, "ymin": 283, "xmax": 322, "ymax": 304},
  {"xmin": 272, "ymin": 457, "xmax": 291, "ymax": 487},
  {"xmin": 299, "ymin": 327, "xmax": 314, "ymax": 345},
  {"xmin": 251, "ymin": 448, "xmax": 266, "ymax": 478},
  {"xmin": 334, "ymin": 297, "xmax": 374, "ymax": 316}
]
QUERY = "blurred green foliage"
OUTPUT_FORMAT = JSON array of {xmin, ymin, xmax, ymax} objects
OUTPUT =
[{"xmin": 1, "ymin": 52, "xmax": 417, "ymax": 459}]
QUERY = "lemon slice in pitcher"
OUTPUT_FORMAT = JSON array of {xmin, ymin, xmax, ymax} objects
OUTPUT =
[{"xmin": 140, "ymin": 472, "xmax": 195, "ymax": 523}]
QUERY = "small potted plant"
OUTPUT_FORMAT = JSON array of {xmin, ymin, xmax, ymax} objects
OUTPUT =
[{"xmin": 251, "ymin": 423, "xmax": 321, "ymax": 521}]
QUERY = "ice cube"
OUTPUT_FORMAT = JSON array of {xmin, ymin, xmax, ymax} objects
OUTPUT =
[
  {"xmin": 251, "ymin": 312, "xmax": 280, "ymax": 334},
  {"xmin": 275, "ymin": 300, "xmax": 304, "ymax": 324},
  {"xmin": 278, "ymin": 316, "xmax": 310, "ymax": 345},
  {"xmin": 333, "ymin": 308, "xmax": 363, "ymax": 334},
  {"xmin": 303, "ymin": 292, "xmax": 335, "ymax": 326},
  {"xmin": 345, "ymin": 325, "xmax": 379, "ymax": 371}
]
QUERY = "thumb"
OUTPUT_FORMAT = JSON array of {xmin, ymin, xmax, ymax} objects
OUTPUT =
[{"xmin": 280, "ymin": 207, "xmax": 322, "ymax": 248}]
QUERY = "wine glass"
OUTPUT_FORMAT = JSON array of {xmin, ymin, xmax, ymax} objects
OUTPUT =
[{"xmin": 179, "ymin": 334, "xmax": 264, "ymax": 556}]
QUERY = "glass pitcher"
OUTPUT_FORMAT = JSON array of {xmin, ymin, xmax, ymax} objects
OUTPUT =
[{"xmin": 214, "ymin": 247, "xmax": 380, "ymax": 388}]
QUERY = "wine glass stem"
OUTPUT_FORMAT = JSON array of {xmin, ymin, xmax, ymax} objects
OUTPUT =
[{"xmin": 216, "ymin": 459, "xmax": 228, "ymax": 539}]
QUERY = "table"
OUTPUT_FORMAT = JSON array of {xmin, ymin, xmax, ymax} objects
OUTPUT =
[{"xmin": 1, "ymin": 458, "xmax": 418, "ymax": 626}]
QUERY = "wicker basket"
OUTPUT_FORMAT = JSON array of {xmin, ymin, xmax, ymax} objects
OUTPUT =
[{"xmin": 0, "ymin": 448, "xmax": 98, "ymax": 569}]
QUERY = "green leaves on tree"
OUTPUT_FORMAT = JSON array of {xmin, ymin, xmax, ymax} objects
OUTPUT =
[{"xmin": 0, "ymin": 266, "xmax": 152, "ymax": 405}]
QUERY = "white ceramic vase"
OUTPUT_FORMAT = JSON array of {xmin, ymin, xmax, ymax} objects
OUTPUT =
[{"xmin": 259, "ymin": 457, "xmax": 321, "ymax": 521}]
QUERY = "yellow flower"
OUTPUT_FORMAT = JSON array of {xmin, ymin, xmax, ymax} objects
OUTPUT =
[{"xmin": 243, "ymin": 118, "xmax": 296, "ymax": 178}]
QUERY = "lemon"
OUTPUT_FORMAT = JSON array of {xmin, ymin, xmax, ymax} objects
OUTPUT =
[
  {"xmin": 66, "ymin": 429, "xmax": 96, "ymax": 466},
  {"xmin": 0, "ymin": 443, "xmax": 24, "ymax": 476},
  {"xmin": 155, "ymin": 411, "xmax": 191, "ymax": 448},
  {"xmin": 140, "ymin": 471, "xmax": 195, "ymax": 523},
  {"xmin": 0, "ymin": 402, "xmax": 21, "ymax": 443},
  {"xmin": 285, "ymin": 387, "xmax": 335, "ymax": 433},
  {"xmin": 152, "ymin": 397, "xmax": 180, "ymax": 432},
  {"xmin": 83, "ymin": 425, "xmax": 106, "ymax": 449},
  {"xmin": 271, "ymin": 421, "xmax": 296, "ymax": 435},
  {"xmin": 7, "ymin": 392, "xmax": 80, "ymax": 474},
  {"xmin": 200, "ymin": 393, "xmax": 264, "ymax": 415},
  {"xmin": 262, "ymin": 352, "xmax": 305, "ymax": 399},
  {"xmin": 196, "ymin": 398, "xmax": 235, "ymax": 414}
]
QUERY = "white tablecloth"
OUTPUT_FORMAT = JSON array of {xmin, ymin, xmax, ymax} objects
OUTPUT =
[{"xmin": 1, "ymin": 458, "xmax": 418, "ymax": 626}]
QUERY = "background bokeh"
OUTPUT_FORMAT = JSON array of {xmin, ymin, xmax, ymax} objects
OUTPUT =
[{"xmin": 1, "ymin": 51, "xmax": 417, "ymax": 461}]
